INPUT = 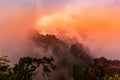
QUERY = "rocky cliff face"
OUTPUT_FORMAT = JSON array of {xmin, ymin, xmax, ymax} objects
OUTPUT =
[{"xmin": 29, "ymin": 31, "xmax": 92, "ymax": 80}]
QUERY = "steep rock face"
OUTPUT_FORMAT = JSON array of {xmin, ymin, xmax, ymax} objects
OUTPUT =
[
  {"xmin": 30, "ymin": 32, "xmax": 72, "ymax": 80},
  {"xmin": 30, "ymin": 31, "xmax": 92, "ymax": 80},
  {"xmin": 31, "ymin": 31, "xmax": 70, "ymax": 56},
  {"xmin": 70, "ymin": 43, "xmax": 93, "ymax": 64},
  {"xmin": 30, "ymin": 32, "xmax": 71, "ymax": 66}
]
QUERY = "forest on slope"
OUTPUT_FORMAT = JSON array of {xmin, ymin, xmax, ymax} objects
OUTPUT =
[{"xmin": 0, "ymin": 32, "xmax": 120, "ymax": 80}]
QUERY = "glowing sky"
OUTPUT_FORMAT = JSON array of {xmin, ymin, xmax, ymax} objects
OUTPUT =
[{"xmin": 0, "ymin": 0, "xmax": 120, "ymax": 59}]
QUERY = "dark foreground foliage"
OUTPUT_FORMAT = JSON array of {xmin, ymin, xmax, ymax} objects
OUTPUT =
[
  {"xmin": 71, "ymin": 57, "xmax": 120, "ymax": 80},
  {"xmin": 0, "ymin": 56, "xmax": 56, "ymax": 80},
  {"xmin": 1, "ymin": 56, "xmax": 120, "ymax": 80}
]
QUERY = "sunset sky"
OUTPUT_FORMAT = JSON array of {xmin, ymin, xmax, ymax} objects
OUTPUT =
[{"xmin": 0, "ymin": 0, "xmax": 120, "ymax": 60}]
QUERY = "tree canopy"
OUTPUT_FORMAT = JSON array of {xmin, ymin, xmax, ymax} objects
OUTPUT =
[{"xmin": 0, "ymin": 56, "xmax": 56, "ymax": 80}]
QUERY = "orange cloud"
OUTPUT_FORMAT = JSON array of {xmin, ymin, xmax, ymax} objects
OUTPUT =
[
  {"xmin": 0, "ymin": 4, "xmax": 120, "ymax": 59},
  {"xmin": 36, "ymin": 7, "xmax": 120, "ymax": 39},
  {"xmin": 35, "ymin": 7, "xmax": 120, "ymax": 59}
]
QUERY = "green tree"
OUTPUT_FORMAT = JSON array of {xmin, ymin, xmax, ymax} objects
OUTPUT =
[
  {"xmin": 0, "ymin": 56, "xmax": 14, "ymax": 80},
  {"xmin": 85, "ymin": 58, "xmax": 107, "ymax": 80},
  {"xmin": 72, "ymin": 62, "xmax": 88, "ymax": 80},
  {"xmin": 13, "ymin": 57, "xmax": 56, "ymax": 80}
]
